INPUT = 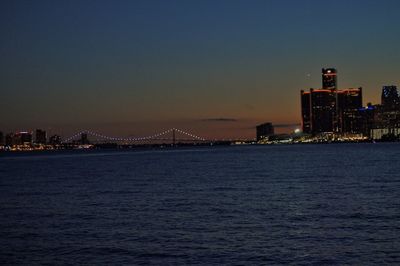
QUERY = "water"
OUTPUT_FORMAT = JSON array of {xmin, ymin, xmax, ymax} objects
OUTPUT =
[{"xmin": 1, "ymin": 144, "xmax": 400, "ymax": 265}]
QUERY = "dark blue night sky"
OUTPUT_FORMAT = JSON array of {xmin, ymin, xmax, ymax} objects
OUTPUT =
[{"xmin": 1, "ymin": 0, "xmax": 400, "ymax": 138}]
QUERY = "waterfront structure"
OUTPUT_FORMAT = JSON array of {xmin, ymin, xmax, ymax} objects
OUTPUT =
[
  {"xmin": 337, "ymin": 88, "xmax": 363, "ymax": 133},
  {"xmin": 371, "ymin": 127, "xmax": 400, "ymax": 140},
  {"xmin": 301, "ymin": 68, "xmax": 338, "ymax": 134},
  {"xmin": 256, "ymin": 122, "xmax": 274, "ymax": 141},
  {"xmin": 357, "ymin": 104, "xmax": 376, "ymax": 137},
  {"xmin": 4, "ymin": 132, "xmax": 32, "ymax": 146},
  {"xmin": 81, "ymin": 133, "xmax": 89, "ymax": 144},
  {"xmin": 35, "ymin": 129, "xmax": 47, "ymax": 144},
  {"xmin": 0, "ymin": 131, "xmax": 3, "ymax": 146},
  {"xmin": 300, "ymin": 90, "xmax": 311, "ymax": 134},
  {"xmin": 301, "ymin": 68, "xmax": 362, "ymax": 135},
  {"xmin": 368, "ymin": 86, "xmax": 400, "ymax": 139},
  {"xmin": 312, "ymin": 88, "xmax": 336, "ymax": 133},
  {"xmin": 49, "ymin": 135, "xmax": 62, "ymax": 145},
  {"xmin": 19, "ymin": 132, "xmax": 32, "ymax": 145},
  {"xmin": 381, "ymin": 86, "xmax": 399, "ymax": 110},
  {"xmin": 301, "ymin": 79, "xmax": 400, "ymax": 140},
  {"xmin": 5, "ymin": 133, "xmax": 14, "ymax": 146}
]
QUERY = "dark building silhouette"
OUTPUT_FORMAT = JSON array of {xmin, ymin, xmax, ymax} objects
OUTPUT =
[
  {"xmin": 256, "ymin": 123, "xmax": 274, "ymax": 141},
  {"xmin": 5, "ymin": 132, "xmax": 32, "ymax": 146},
  {"xmin": 311, "ymin": 89, "xmax": 336, "ymax": 133},
  {"xmin": 372, "ymin": 86, "xmax": 400, "ymax": 136},
  {"xmin": 18, "ymin": 132, "xmax": 32, "ymax": 145},
  {"xmin": 381, "ymin": 85, "xmax": 399, "ymax": 110},
  {"xmin": 301, "ymin": 68, "xmax": 363, "ymax": 134},
  {"xmin": 49, "ymin": 135, "xmax": 62, "ymax": 145},
  {"xmin": 5, "ymin": 133, "xmax": 15, "ymax": 146},
  {"xmin": 35, "ymin": 129, "xmax": 47, "ymax": 144},
  {"xmin": 300, "ymin": 90, "xmax": 311, "ymax": 134},
  {"xmin": 81, "ymin": 133, "xmax": 89, "ymax": 144},
  {"xmin": 337, "ymin": 88, "xmax": 363, "ymax": 133},
  {"xmin": 301, "ymin": 89, "xmax": 336, "ymax": 134},
  {"xmin": 0, "ymin": 131, "xmax": 4, "ymax": 145},
  {"xmin": 358, "ymin": 103, "xmax": 376, "ymax": 136}
]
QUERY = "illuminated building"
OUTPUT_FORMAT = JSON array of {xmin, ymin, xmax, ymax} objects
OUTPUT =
[
  {"xmin": 4, "ymin": 132, "xmax": 32, "ymax": 146},
  {"xmin": 256, "ymin": 122, "xmax": 274, "ymax": 141},
  {"xmin": 35, "ymin": 129, "xmax": 47, "ymax": 144},
  {"xmin": 321, "ymin": 68, "xmax": 338, "ymax": 131},
  {"xmin": 371, "ymin": 86, "xmax": 400, "ymax": 139},
  {"xmin": 17, "ymin": 132, "xmax": 32, "ymax": 145},
  {"xmin": 300, "ymin": 90, "xmax": 311, "ymax": 134},
  {"xmin": 322, "ymin": 68, "xmax": 337, "ymax": 90},
  {"xmin": 381, "ymin": 85, "xmax": 399, "ymax": 110},
  {"xmin": 301, "ymin": 68, "xmax": 363, "ymax": 134},
  {"xmin": 301, "ymin": 89, "xmax": 336, "ymax": 134},
  {"xmin": 311, "ymin": 89, "xmax": 336, "ymax": 133},
  {"xmin": 357, "ymin": 103, "xmax": 376, "ymax": 137},
  {"xmin": 337, "ymin": 88, "xmax": 363, "ymax": 133}
]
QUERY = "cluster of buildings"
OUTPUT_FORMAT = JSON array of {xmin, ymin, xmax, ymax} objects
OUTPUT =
[
  {"xmin": 257, "ymin": 68, "xmax": 400, "ymax": 143},
  {"xmin": 300, "ymin": 68, "xmax": 365, "ymax": 139},
  {"xmin": 301, "ymin": 68, "xmax": 400, "ymax": 140},
  {"xmin": 0, "ymin": 130, "xmax": 87, "ymax": 151},
  {"xmin": 2, "ymin": 67, "xmax": 400, "ymax": 151}
]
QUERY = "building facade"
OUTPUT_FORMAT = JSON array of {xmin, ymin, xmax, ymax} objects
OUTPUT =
[
  {"xmin": 256, "ymin": 122, "xmax": 274, "ymax": 141},
  {"xmin": 322, "ymin": 68, "xmax": 337, "ymax": 90},
  {"xmin": 381, "ymin": 85, "xmax": 399, "ymax": 110},
  {"xmin": 337, "ymin": 88, "xmax": 363, "ymax": 133},
  {"xmin": 49, "ymin": 135, "xmax": 62, "ymax": 145},
  {"xmin": 4, "ymin": 132, "xmax": 33, "ymax": 146},
  {"xmin": 80, "ymin": 133, "xmax": 89, "ymax": 144},
  {"xmin": 301, "ymin": 68, "xmax": 363, "ymax": 135},
  {"xmin": 35, "ymin": 129, "xmax": 47, "ymax": 144}
]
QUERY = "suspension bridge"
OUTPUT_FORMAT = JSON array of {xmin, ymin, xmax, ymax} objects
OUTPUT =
[{"xmin": 63, "ymin": 128, "xmax": 208, "ymax": 145}]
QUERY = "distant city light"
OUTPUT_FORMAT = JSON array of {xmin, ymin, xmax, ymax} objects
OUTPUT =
[{"xmin": 294, "ymin": 128, "xmax": 301, "ymax": 134}]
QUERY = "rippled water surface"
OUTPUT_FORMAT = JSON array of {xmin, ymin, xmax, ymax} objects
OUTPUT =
[{"xmin": 1, "ymin": 144, "xmax": 400, "ymax": 265}]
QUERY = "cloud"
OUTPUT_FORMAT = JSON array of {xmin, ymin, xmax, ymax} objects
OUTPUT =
[{"xmin": 200, "ymin": 118, "xmax": 238, "ymax": 122}]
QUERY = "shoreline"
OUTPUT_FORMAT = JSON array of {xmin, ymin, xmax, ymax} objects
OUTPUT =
[{"xmin": 1, "ymin": 139, "xmax": 399, "ymax": 154}]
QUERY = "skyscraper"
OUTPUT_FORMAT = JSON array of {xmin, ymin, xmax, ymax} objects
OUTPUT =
[
  {"xmin": 300, "ymin": 90, "xmax": 311, "ymax": 134},
  {"xmin": 256, "ymin": 122, "xmax": 274, "ymax": 141},
  {"xmin": 301, "ymin": 68, "xmax": 363, "ymax": 135},
  {"xmin": 337, "ymin": 88, "xmax": 363, "ymax": 133},
  {"xmin": 310, "ymin": 89, "xmax": 335, "ymax": 133},
  {"xmin": 322, "ymin": 68, "xmax": 337, "ymax": 90},
  {"xmin": 18, "ymin": 132, "xmax": 32, "ymax": 145},
  {"xmin": 381, "ymin": 86, "xmax": 399, "ymax": 110}
]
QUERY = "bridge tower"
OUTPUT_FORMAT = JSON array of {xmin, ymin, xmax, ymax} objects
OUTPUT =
[{"xmin": 172, "ymin": 128, "xmax": 176, "ymax": 146}]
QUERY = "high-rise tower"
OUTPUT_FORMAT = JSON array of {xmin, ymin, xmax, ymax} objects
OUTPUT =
[
  {"xmin": 301, "ymin": 68, "xmax": 363, "ymax": 135},
  {"xmin": 322, "ymin": 68, "xmax": 337, "ymax": 90},
  {"xmin": 381, "ymin": 86, "xmax": 399, "ymax": 110}
]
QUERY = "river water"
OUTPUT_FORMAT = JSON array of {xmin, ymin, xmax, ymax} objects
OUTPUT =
[{"xmin": 1, "ymin": 143, "xmax": 399, "ymax": 265}]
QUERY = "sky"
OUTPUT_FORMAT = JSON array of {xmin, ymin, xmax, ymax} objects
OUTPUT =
[{"xmin": 1, "ymin": 0, "xmax": 400, "ymax": 139}]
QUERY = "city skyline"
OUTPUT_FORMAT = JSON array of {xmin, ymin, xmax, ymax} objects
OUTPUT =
[{"xmin": 1, "ymin": 0, "xmax": 400, "ymax": 139}]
